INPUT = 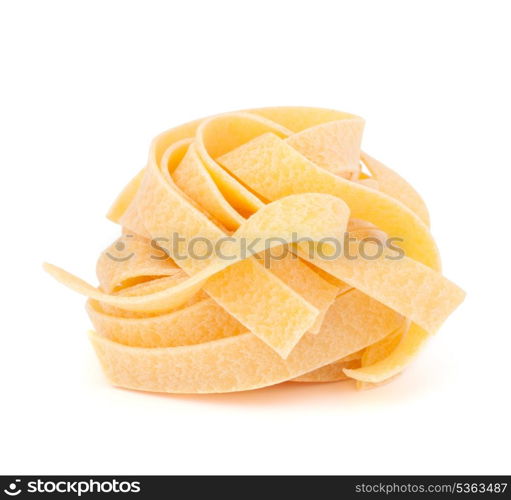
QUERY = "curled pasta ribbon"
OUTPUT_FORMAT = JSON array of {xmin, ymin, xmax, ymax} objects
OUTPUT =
[{"xmin": 45, "ymin": 107, "xmax": 465, "ymax": 393}]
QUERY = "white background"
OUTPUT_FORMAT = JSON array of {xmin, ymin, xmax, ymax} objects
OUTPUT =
[{"xmin": 1, "ymin": 0, "xmax": 510, "ymax": 475}]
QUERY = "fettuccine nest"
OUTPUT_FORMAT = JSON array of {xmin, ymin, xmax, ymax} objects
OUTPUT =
[{"xmin": 45, "ymin": 107, "xmax": 464, "ymax": 393}]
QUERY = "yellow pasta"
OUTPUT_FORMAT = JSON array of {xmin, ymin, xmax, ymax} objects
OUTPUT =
[{"xmin": 45, "ymin": 107, "xmax": 465, "ymax": 394}]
